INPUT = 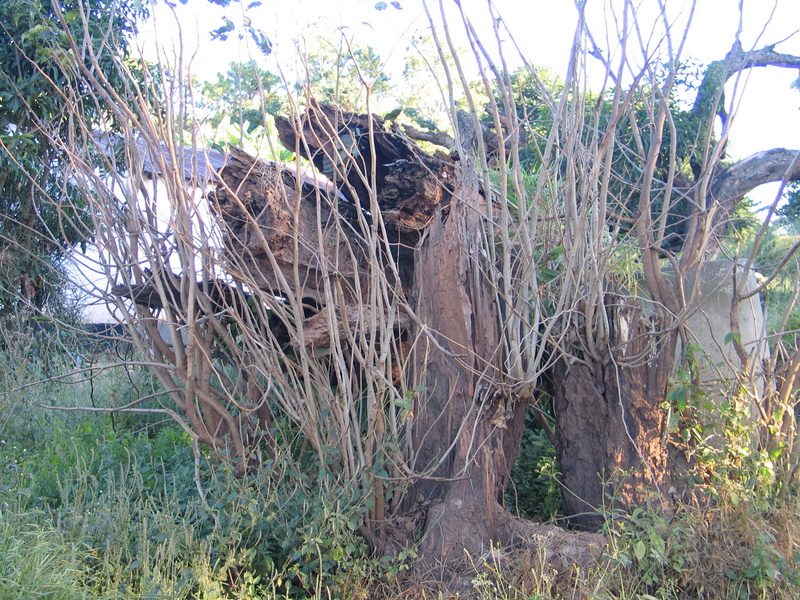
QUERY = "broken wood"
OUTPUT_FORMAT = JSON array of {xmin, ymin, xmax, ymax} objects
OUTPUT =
[{"xmin": 274, "ymin": 100, "xmax": 455, "ymax": 247}]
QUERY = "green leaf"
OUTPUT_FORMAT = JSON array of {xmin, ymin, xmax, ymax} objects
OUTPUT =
[
  {"xmin": 211, "ymin": 18, "xmax": 236, "ymax": 42},
  {"xmin": 634, "ymin": 539, "xmax": 647, "ymax": 561},
  {"xmin": 249, "ymin": 28, "xmax": 272, "ymax": 55},
  {"xmin": 649, "ymin": 531, "xmax": 666, "ymax": 560},
  {"xmin": 723, "ymin": 331, "xmax": 741, "ymax": 345},
  {"xmin": 667, "ymin": 386, "xmax": 688, "ymax": 412},
  {"xmin": 347, "ymin": 514, "xmax": 359, "ymax": 531}
]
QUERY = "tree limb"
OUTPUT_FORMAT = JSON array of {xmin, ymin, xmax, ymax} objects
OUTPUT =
[
  {"xmin": 711, "ymin": 147, "xmax": 800, "ymax": 209},
  {"xmin": 401, "ymin": 124, "xmax": 455, "ymax": 149},
  {"xmin": 693, "ymin": 42, "xmax": 800, "ymax": 122}
]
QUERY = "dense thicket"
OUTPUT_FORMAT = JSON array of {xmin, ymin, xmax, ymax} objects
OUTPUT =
[{"xmin": 2, "ymin": 1, "xmax": 800, "ymax": 597}]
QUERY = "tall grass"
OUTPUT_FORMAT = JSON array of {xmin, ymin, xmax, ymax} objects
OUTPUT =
[
  {"xmin": 0, "ymin": 509, "xmax": 99, "ymax": 600},
  {"xmin": 0, "ymin": 317, "xmax": 387, "ymax": 599}
]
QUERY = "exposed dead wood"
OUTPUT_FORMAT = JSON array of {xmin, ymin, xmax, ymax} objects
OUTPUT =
[
  {"xmin": 274, "ymin": 101, "xmax": 455, "ymax": 246},
  {"xmin": 208, "ymin": 146, "xmax": 368, "ymax": 307},
  {"xmin": 111, "ymin": 272, "xmax": 250, "ymax": 316},
  {"xmin": 401, "ymin": 123, "xmax": 455, "ymax": 149},
  {"xmin": 298, "ymin": 303, "xmax": 409, "ymax": 350}
]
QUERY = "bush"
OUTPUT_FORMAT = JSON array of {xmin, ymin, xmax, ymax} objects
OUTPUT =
[{"xmin": 505, "ymin": 409, "xmax": 561, "ymax": 521}]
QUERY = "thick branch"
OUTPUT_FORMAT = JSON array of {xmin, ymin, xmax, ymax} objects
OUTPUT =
[
  {"xmin": 401, "ymin": 124, "xmax": 455, "ymax": 149},
  {"xmin": 711, "ymin": 147, "xmax": 800, "ymax": 210}
]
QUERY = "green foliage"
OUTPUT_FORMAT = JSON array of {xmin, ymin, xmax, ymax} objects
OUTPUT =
[
  {"xmin": 505, "ymin": 409, "xmax": 561, "ymax": 521},
  {"xmin": 198, "ymin": 61, "xmax": 285, "ymax": 137},
  {"xmin": 725, "ymin": 196, "xmax": 762, "ymax": 239},
  {"xmin": 777, "ymin": 181, "xmax": 800, "ymax": 230},
  {"xmin": 503, "ymin": 69, "xmax": 561, "ymax": 170},
  {"xmin": 0, "ymin": 0, "xmax": 142, "ymax": 311},
  {"xmin": 601, "ymin": 491, "xmax": 800, "ymax": 600},
  {"xmin": 0, "ymin": 278, "xmax": 798, "ymax": 599},
  {"xmin": 0, "ymin": 509, "xmax": 99, "ymax": 600},
  {"xmin": 664, "ymin": 344, "xmax": 706, "ymax": 435},
  {"xmin": 505, "ymin": 59, "xmax": 715, "ymax": 251},
  {"xmin": 0, "ymin": 320, "xmax": 394, "ymax": 599},
  {"xmin": 596, "ymin": 63, "xmax": 709, "ymax": 249}
]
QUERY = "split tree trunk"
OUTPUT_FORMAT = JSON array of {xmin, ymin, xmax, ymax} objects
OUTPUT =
[
  {"xmin": 405, "ymin": 159, "xmax": 528, "ymax": 558},
  {"xmin": 404, "ymin": 159, "xmax": 604, "ymax": 565}
]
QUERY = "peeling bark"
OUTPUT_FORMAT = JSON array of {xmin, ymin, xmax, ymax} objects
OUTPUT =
[
  {"xmin": 208, "ymin": 146, "xmax": 368, "ymax": 306},
  {"xmin": 205, "ymin": 106, "xmax": 605, "ymax": 564},
  {"xmin": 406, "ymin": 159, "xmax": 603, "ymax": 563},
  {"xmin": 406, "ymin": 160, "xmax": 507, "ymax": 552}
]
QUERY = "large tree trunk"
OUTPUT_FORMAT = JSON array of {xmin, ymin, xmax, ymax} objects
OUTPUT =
[
  {"xmin": 406, "ymin": 159, "xmax": 524, "ymax": 557},
  {"xmin": 406, "ymin": 160, "xmax": 603, "ymax": 564},
  {"xmin": 552, "ymin": 295, "xmax": 681, "ymax": 530}
]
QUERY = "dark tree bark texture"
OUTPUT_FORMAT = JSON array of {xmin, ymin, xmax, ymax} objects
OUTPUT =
[
  {"xmin": 552, "ymin": 296, "xmax": 679, "ymax": 529},
  {"xmin": 406, "ymin": 159, "xmax": 521, "ymax": 557},
  {"xmin": 405, "ymin": 169, "xmax": 603, "ymax": 564}
]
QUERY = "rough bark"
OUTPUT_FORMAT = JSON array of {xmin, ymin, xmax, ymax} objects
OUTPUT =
[
  {"xmin": 551, "ymin": 46, "xmax": 800, "ymax": 528},
  {"xmin": 406, "ymin": 159, "xmax": 509, "ymax": 555},
  {"xmin": 207, "ymin": 104, "xmax": 604, "ymax": 566},
  {"xmin": 208, "ymin": 146, "xmax": 368, "ymax": 307},
  {"xmin": 553, "ymin": 295, "xmax": 680, "ymax": 530},
  {"xmin": 408, "ymin": 159, "xmax": 602, "ymax": 563}
]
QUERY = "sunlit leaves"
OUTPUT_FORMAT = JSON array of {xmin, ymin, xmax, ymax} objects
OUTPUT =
[
  {"xmin": 210, "ymin": 17, "xmax": 235, "ymax": 41},
  {"xmin": 0, "ymin": 0, "xmax": 140, "ymax": 311},
  {"xmin": 249, "ymin": 28, "xmax": 272, "ymax": 55},
  {"xmin": 204, "ymin": 0, "xmax": 272, "ymax": 55}
]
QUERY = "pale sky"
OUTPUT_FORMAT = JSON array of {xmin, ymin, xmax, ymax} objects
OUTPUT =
[{"xmin": 142, "ymin": 0, "xmax": 800, "ymax": 170}]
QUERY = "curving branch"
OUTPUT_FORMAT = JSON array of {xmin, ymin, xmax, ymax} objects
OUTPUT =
[
  {"xmin": 401, "ymin": 123, "xmax": 455, "ymax": 149},
  {"xmin": 711, "ymin": 147, "xmax": 800, "ymax": 211},
  {"xmin": 693, "ymin": 42, "xmax": 800, "ymax": 123}
]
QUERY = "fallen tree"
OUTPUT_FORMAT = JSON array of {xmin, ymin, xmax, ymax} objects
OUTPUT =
[{"xmin": 23, "ymin": 0, "xmax": 800, "ymax": 580}]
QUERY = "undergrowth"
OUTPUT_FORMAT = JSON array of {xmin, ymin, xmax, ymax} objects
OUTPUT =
[{"xmin": 0, "ymin": 316, "xmax": 798, "ymax": 599}]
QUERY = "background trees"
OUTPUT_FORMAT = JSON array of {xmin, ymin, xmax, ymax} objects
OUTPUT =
[
  {"xmin": 198, "ymin": 61, "xmax": 285, "ymax": 137},
  {"xmin": 0, "ymin": 0, "xmax": 141, "ymax": 313}
]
